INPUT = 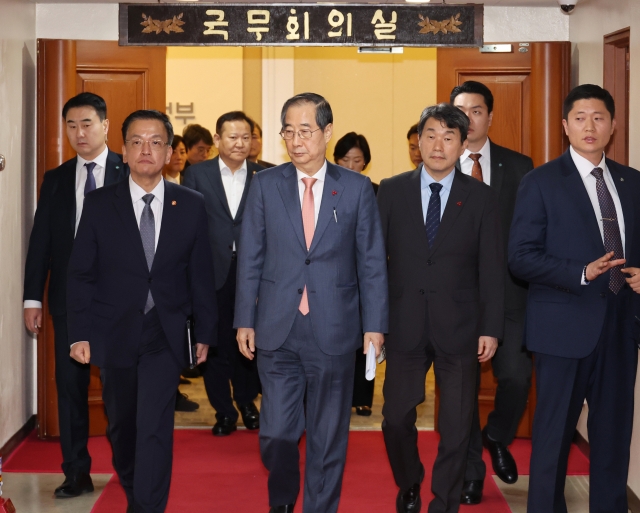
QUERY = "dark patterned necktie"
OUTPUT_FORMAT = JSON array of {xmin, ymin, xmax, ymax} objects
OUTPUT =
[
  {"xmin": 140, "ymin": 194, "xmax": 156, "ymax": 312},
  {"xmin": 84, "ymin": 162, "xmax": 97, "ymax": 196},
  {"xmin": 425, "ymin": 182, "xmax": 443, "ymax": 248},
  {"xmin": 591, "ymin": 167, "xmax": 625, "ymax": 294}
]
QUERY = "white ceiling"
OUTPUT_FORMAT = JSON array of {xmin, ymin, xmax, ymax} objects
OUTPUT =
[{"xmin": 34, "ymin": 0, "xmax": 562, "ymax": 6}]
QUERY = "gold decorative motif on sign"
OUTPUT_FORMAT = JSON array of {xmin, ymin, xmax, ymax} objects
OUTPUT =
[
  {"xmin": 418, "ymin": 13, "xmax": 462, "ymax": 35},
  {"xmin": 141, "ymin": 13, "xmax": 185, "ymax": 34}
]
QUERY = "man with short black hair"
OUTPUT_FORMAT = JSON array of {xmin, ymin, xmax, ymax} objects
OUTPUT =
[
  {"xmin": 450, "ymin": 80, "xmax": 534, "ymax": 504},
  {"xmin": 249, "ymin": 121, "xmax": 276, "ymax": 169},
  {"xmin": 183, "ymin": 110, "xmax": 264, "ymax": 436},
  {"xmin": 379, "ymin": 103, "xmax": 504, "ymax": 513},
  {"xmin": 182, "ymin": 123, "xmax": 214, "ymax": 169},
  {"xmin": 407, "ymin": 123, "xmax": 422, "ymax": 169},
  {"xmin": 67, "ymin": 109, "xmax": 217, "ymax": 513},
  {"xmin": 23, "ymin": 92, "xmax": 128, "ymax": 498},
  {"xmin": 510, "ymin": 84, "xmax": 640, "ymax": 513}
]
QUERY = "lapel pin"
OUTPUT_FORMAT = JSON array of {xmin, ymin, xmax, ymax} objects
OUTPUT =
[
  {"xmin": 332, "ymin": 190, "xmax": 338, "ymax": 196},
  {"xmin": 457, "ymin": 201, "xmax": 462, "ymax": 206},
  {"xmin": 499, "ymin": 163, "xmax": 502, "ymax": 167},
  {"xmin": 115, "ymin": 165, "xmax": 120, "ymax": 169},
  {"xmin": 172, "ymin": 200, "xmax": 177, "ymax": 206},
  {"xmin": 621, "ymin": 177, "xmax": 625, "ymax": 182}
]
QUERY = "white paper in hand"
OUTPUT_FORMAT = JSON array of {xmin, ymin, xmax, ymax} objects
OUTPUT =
[{"xmin": 365, "ymin": 341, "xmax": 376, "ymax": 381}]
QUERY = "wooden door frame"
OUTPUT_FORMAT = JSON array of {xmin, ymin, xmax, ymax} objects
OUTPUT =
[{"xmin": 604, "ymin": 27, "xmax": 630, "ymax": 166}]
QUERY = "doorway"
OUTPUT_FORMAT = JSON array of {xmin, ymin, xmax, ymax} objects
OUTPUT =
[{"xmin": 604, "ymin": 27, "xmax": 630, "ymax": 166}]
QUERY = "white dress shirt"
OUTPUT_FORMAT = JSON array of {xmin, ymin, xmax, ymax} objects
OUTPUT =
[
  {"xmin": 25, "ymin": 146, "xmax": 109, "ymax": 310},
  {"xmin": 296, "ymin": 160, "xmax": 327, "ymax": 227},
  {"xmin": 129, "ymin": 175, "xmax": 164, "ymax": 251},
  {"xmin": 460, "ymin": 137, "xmax": 491, "ymax": 186},
  {"xmin": 75, "ymin": 146, "xmax": 109, "ymax": 234},
  {"xmin": 219, "ymin": 157, "xmax": 248, "ymax": 219},
  {"xmin": 571, "ymin": 146, "xmax": 626, "ymax": 284}
]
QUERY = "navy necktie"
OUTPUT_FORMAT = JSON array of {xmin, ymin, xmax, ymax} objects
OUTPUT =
[
  {"xmin": 84, "ymin": 162, "xmax": 97, "ymax": 197},
  {"xmin": 425, "ymin": 182, "xmax": 443, "ymax": 248},
  {"xmin": 591, "ymin": 167, "xmax": 625, "ymax": 294},
  {"xmin": 140, "ymin": 194, "xmax": 156, "ymax": 312}
]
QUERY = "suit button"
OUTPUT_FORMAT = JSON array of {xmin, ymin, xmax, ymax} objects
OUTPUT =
[
  {"xmin": 233, "ymin": 222, "xmax": 238, "ymax": 227},
  {"xmin": 600, "ymin": 293, "xmax": 606, "ymax": 298},
  {"xmin": 419, "ymin": 289, "xmax": 425, "ymax": 295},
  {"xmin": 427, "ymin": 260, "xmax": 433, "ymax": 266},
  {"xmin": 298, "ymin": 288, "xmax": 303, "ymax": 294},
  {"xmin": 228, "ymin": 245, "xmax": 233, "ymax": 250},
  {"xmin": 305, "ymin": 259, "xmax": 310, "ymax": 265},
  {"xmin": 148, "ymin": 278, "xmax": 152, "ymax": 284}
]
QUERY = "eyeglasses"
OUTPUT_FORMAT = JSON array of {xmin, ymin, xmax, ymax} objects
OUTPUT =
[
  {"xmin": 125, "ymin": 139, "xmax": 169, "ymax": 151},
  {"xmin": 280, "ymin": 128, "xmax": 321, "ymax": 140}
]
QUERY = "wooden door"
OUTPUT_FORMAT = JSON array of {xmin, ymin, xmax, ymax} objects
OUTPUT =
[
  {"xmin": 435, "ymin": 42, "xmax": 570, "ymax": 438},
  {"xmin": 604, "ymin": 28, "xmax": 630, "ymax": 166},
  {"xmin": 36, "ymin": 40, "xmax": 166, "ymax": 438}
]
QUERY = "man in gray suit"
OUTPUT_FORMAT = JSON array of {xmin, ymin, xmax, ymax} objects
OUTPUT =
[
  {"xmin": 183, "ymin": 111, "xmax": 264, "ymax": 436},
  {"xmin": 235, "ymin": 92, "xmax": 388, "ymax": 513}
]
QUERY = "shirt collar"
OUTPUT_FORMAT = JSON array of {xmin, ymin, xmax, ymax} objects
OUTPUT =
[
  {"xmin": 129, "ymin": 175, "xmax": 165, "ymax": 205},
  {"xmin": 219, "ymin": 156, "xmax": 248, "ymax": 177},
  {"xmin": 461, "ymin": 137, "xmax": 490, "ymax": 163},
  {"xmin": 570, "ymin": 146, "xmax": 607, "ymax": 179},
  {"xmin": 77, "ymin": 145, "xmax": 109, "ymax": 170},
  {"xmin": 421, "ymin": 164, "xmax": 456, "ymax": 192},
  {"xmin": 296, "ymin": 160, "xmax": 327, "ymax": 183}
]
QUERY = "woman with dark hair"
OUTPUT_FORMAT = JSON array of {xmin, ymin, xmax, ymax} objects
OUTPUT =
[
  {"xmin": 333, "ymin": 132, "xmax": 377, "ymax": 416},
  {"xmin": 163, "ymin": 135, "xmax": 187, "ymax": 185}
]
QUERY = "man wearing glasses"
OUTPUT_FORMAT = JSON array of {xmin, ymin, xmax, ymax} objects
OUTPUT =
[
  {"xmin": 67, "ymin": 110, "xmax": 217, "ymax": 513},
  {"xmin": 235, "ymin": 92, "xmax": 388, "ymax": 513}
]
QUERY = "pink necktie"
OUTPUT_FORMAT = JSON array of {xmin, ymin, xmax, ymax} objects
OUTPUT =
[{"xmin": 299, "ymin": 177, "xmax": 317, "ymax": 315}]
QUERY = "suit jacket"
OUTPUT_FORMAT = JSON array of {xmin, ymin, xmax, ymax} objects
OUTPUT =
[
  {"xmin": 234, "ymin": 162, "xmax": 388, "ymax": 355},
  {"xmin": 257, "ymin": 159, "xmax": 276, "ymax": 169},
  {"xmin": 457, "ymin": 141, "xmax": 533, "ymax": 321},
  {"xmin": 377, "ymin": 168, "xmax": 505, "ymax": 354},
  {"xmin": 66, "ymin": 179, "xmax": 218, "ymax": 368},
  {"xmin": 23, "ymin": 151, "xmax": 128, "ymax": 316},
  {"xmin": 509, "ymin": 150, "xmax": 640, "ymax": 358},
  {"xmin": 182, "ymin": 156, "xmax": 264, "ymax": 290}
]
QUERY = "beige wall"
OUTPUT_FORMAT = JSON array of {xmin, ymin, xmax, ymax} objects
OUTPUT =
[
  {"xmin": 294, "ymin": 47, "xmax": 437, "ymax": 184},
  {"xmin": 0, "ymin": 0, "xmax": 36, "ymax": 448},
  {"xmin": 569, "ymin": 0, "xmax": 640, "ymax": 497}
]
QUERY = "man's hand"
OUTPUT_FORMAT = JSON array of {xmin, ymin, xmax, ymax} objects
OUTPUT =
[
  {"xmin": 24, "ymin": 308, "xmax": 43, "ymax": 334},
  {"xmin": 622, "ymin": 267, "xmax": 640, "ymax": 294},
  {"xmin": 363, "ymin": 332, "xmax": 385, "ymax": 358},
  {"xmin": 237, "ymin": 328, "xmax": 256, "ymax": 360},
  {"xmin": 586, "ymin": 251, "xmax": 626, "ymax": 281},
  {"xmin": 70, "ymin": 342, "xmax": 91, "ymax": 364},
  {"xmin": 196, "ymin": 343, "xmax": 209, "ymax": 365},
  {"xmin": 477, "ymin": 336, "xmax": 498, "ymax": 363}
]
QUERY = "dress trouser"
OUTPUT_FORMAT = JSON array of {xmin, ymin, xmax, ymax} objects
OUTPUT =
[
  {"xmin": 202, "ymin": 256, "xmax": 260, "ymax": 421},
  {"xmin": 257, "ymin": 311, "xmax": 355, "ymax": 513},
  {"xmin": 352, "ymin": 348, "xmax": 375, "ymax": 407},
  {"xmin": 100, "ymin": 307, "xmax": 182, "ymax": 513},
  {"xmin": 528, "ymin": 289, "xmax": 638, "ymax": 513},
  {"xmin": 464, "ymin": 315, "xmax": 532, "ymax": 481},
  {"xmin": 52, "ymin": 314, "xmax": 92, "ymax": 477},
  {"xmin": 382, "ymin": 314, "xmax": 478, "ymax": 513}
]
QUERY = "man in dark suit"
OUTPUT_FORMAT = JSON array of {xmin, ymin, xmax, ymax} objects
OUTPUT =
[
  {"xmin": 235, "ymin": 93, "xmax": 388, "ymax": 513},
  {"xmin": 23, "ymin": 92, "xmax": 128, "ymax": 498},
  {"xmin": 182, "ymin": 123, "xmax": 214, "ymax": 171},
  {"xmin": 67, "ymin": 110, "xmax": 217, "ymax": 513},
  {"xmin": 249, "ymin": 121, "xmax": 276, "ymax": 168},
  {"xmin": 509, "ymin": 84, "xmax": 640, "ymax": 513},
  {"xmin": 183, "ymin": 111, "xmax": 263, "ymax": 436},
  {"xmin": 378, "ymin": 103, "xmax": 504, "ymax": 513},
  {"xmin": 450, "ymin": 81, "xmax": 534, "ymax": 504}
]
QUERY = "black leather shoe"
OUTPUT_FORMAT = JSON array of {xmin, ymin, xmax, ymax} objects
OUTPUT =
[
  {"xmin": 175, "ymin": 391, "xmax": 199, "ymax": 412},
  {"xmin": 355, "ymin": 406, "xmax": 372, "ymax": 416},
  {"xmin": 482, "ymin": 427, "xmax": 518, "ymax": 484},
  {"xmin": 54, "ymin": 473, "xmax": 94, "ymax": 498},
  {"xmin": 238, "ymin": 402, "xmax": 260, "ymax": 430},
  {"xmin": 213, "ymin": 416, "xmax": 237, "ymax": 436},
  {"xmin": 396, "ymin": 465, "xmax": 425, "ymax": 512},
  {"xmin": 269, "ymin": 505, "xmax": 294, "ymax": 513},
  {"xmin": 179, "ymin": 377, "xmax": 191, "ymax": 385},
  {"xmin": 460, "ymin": 479, "xmax": 483, "ymax": 505}
]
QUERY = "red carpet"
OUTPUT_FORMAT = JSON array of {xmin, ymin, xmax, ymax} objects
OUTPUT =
[{"xmin": 4, "ymin": 430, "xmax": 590, "ymax": 512}]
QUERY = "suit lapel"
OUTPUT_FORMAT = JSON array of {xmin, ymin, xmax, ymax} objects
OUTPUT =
[
  {"xmin": 308, "ymin": 164, "xmax": 344, "ymax": 254},
  {"xmin": 429, "ymin": 170, "xmax": 470, "ymax": 257},
  {"xmin": 489, "ymin": 141, "xmax": 505, "ymax": 198},
  {"xmin": 153, "ymin": 180, "xmax": 177, "ymax": 271},
  {"xmin": 235, "ymin": 162, "xmax": 257, "ymax": 224},
  {"xmin": 63, "ymin": 158, "xmax": 78, "ymax": 234},
  {"xmin": 204, "ymin": 157, "xmax": 233, "ymax": 220},
  {"xmin": 113, "ymin": 179, "xmax": 148, "ymax": 270},
  {"xmin": 607, "ymin": 159, "xmax": 635, "ymax": 260},
  {"xmin": 560, "ymin": 150, "xmax": 604, "ymax": 252},
  {"xmin": 277, "ymin": 164, "xmax": 307, "ymax": 251},
  {"xmin": 401, "ymin": 167, "xmax": 430, "ymax": 252},
  {"xmin": 104, "ymin": 150, "xmax": 125, "ymax": 186}
]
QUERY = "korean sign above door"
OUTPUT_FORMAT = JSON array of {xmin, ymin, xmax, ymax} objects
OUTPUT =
[{"xmin": 119, "ymin": 3, "xmax": 483, "ymax": 47}]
